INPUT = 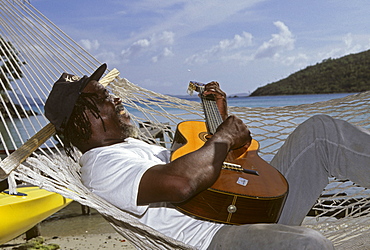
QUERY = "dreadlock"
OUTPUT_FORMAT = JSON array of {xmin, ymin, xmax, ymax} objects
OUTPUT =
[{"xmin": 58, "ymin": 92, "xmax": 106, "ymax": 161}]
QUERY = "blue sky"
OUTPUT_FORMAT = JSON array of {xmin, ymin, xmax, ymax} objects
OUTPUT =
[{"xmin": 31, "ymin": 0, "xmax": 370, "ymax": 95}]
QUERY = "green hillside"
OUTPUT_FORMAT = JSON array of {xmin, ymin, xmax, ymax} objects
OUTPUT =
[{"xmin": 250, "ymin": 50, "xmax": 370, "ymax": 96}]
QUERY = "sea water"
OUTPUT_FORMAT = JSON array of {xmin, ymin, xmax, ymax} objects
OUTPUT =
[
  {"xmin": 0, "ymin": 92, "xmax": 355, "ymax": 155},
  {"xmin": 183, "ymin": 92, "xmax": 354, "ymax": 108}
]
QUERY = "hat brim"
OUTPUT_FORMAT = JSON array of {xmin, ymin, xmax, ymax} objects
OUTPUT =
[
  {"xmin": 89, "ymin": 63, "xmax": 107, "ymax": 82},
  {"xmin": 78, "ymin": 63, "xmax": 107, "ymax": 93}
]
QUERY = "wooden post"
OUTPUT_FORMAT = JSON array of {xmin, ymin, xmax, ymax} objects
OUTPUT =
[{"xmin": 26, "ymin": 224, "xmax": 41, "ymax": 240}]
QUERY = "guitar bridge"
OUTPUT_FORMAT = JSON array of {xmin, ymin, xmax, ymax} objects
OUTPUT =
[{"xmin": 222, "ymin": 162, "xmax": 259, "ymax": 176}]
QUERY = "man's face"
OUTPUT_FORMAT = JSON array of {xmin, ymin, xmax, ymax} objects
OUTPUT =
[{"xmin": 82, "ymin": 80, "xmax": 138, "ymax": 143}]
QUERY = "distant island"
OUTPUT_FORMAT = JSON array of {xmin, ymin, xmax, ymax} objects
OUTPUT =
[{"xmin": 250, "ymin": 49, "xmax": 370, "ymax": 96}]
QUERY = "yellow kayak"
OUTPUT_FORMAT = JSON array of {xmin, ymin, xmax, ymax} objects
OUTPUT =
[{"xmin": 0, "ymin": 186, "xmax": 72, "ymax": 244}]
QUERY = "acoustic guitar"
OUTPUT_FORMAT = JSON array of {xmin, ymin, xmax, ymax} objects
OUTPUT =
[{"xmin": 170, "ymin": 81, "xmax": 289, "ymax": 225}]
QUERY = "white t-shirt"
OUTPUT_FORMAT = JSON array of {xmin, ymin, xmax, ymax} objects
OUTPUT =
[{"xmin": 80, "ymin": 138, "xmax": 223, "ymax": 249}]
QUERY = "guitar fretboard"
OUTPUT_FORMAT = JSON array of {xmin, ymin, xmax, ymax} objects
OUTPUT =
[{"xmin": 201, "ymin": 95, "xmax": 223, "ymax": 134}]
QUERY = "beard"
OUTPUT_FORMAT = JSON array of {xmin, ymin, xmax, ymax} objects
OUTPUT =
[
  {"xmin": 119, "ymin": 122, "xmax": 139, "ymax": 139},
  {"xmin": 115, "ymin": 104, "xmax": 139, "ymax": 139}
]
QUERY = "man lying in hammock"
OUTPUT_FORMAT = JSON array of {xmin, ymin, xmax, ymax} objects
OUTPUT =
[{"xmin": 45, "ymin": 64, "xmax": 370, "ymax": 250}]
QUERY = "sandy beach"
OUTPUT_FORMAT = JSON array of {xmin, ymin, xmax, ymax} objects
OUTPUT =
[
  {"xmin": 0, "ymin": 202, "xmax": 136, "ymax": 249},
  {"xmin": 3, "ymin": 201, "xmax": 370, "ymax": 249}
]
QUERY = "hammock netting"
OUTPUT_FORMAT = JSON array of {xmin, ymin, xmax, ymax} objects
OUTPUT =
[{"xmin": 1, "ymin": 1, "xmax": 370, "ymax": 249}]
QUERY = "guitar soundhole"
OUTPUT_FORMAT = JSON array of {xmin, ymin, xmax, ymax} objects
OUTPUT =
[{"xmin": 198, "ymin": 132, "xmax": 210, "ymax": 142}]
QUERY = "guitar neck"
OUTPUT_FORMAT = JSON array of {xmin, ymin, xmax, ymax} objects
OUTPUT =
[{"xmin": 199, "ymin": 88, "xmax": 224, "ymax": 135}]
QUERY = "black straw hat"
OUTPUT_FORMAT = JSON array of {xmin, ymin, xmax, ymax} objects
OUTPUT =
[{"xmin": 45, "ymin": 64, "xmax": 107, "ymax": 131}]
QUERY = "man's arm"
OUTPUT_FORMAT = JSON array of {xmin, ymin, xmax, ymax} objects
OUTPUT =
[{"xmin": 137, "ymin": 115, "xmax": 251, "ymax": 205}]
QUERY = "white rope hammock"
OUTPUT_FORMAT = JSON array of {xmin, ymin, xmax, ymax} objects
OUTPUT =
[{"xmin": 1, "ymin": 1, "xmax": 370, "ymax": 249}]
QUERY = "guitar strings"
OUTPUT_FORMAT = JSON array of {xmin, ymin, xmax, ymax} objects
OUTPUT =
[{"xmin": 200, "ymin": 87, "xmax": 223, "ymax": 134}]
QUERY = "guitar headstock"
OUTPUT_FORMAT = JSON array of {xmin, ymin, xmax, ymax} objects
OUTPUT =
[{"xmin": 187, "ymin": 81, "xmax": 205, "ymax": 95}]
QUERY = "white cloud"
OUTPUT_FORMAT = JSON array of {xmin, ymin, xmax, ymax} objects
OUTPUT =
[
  {"xmin": 121, "ymin": 39, "xmax": 150, "ymax": 61},
  {"xmin": 95, "ymin": 51, "xmax": 121, "ymax": 65},
  {"xmin": 120, "ymin": 0, "xmax": 266, "ymax": 44},
  {"xmin": 342, "ymin": 33, "xmax": 362, "ymax": 54},
  {"xmin": 184, "ymin": 53, "xmax": 209, "ymax": 65},
  {"xmin": 281, "ymin": 53, "xmax": 309, "ymax": 67},
  {"xmin": 343, "ymin": 33, "xmax": 353, "ymax": 48},
  {"xmin": 121, "ymin": 31, "xmax": 175, "ymax": 62},
  {"xmin": 185, "ymin": 31, "xmax": 253, "ymax": 64},
  {"xmin": 212, "ymin": 32, "xmax": 253, "ymax": 54},
  {"xmin": 254, "ymin": 21, "xmax": 295, "ymax": 59},
  {"xmin": 151, "ymin": 47, "xmax": 174, "ymax": 62},
  {"xmin": 185, "ymin": 21, "xmax": 297, "ymax": 66},
  {"xmin": 155, "ymin": 31, "xmax": 175, "ymax": 45},
  {"xmin": 79, "ymin": 39, "xmax": 100, "ymax": 51},
  {"xmin": 314, "ymin": 33, "xmax": 369, "ymax": 63}
]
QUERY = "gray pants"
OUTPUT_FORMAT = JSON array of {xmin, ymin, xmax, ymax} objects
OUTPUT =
[{"xmin": 208, "ymin": 115, "xmax": 370, "ymax": 249}]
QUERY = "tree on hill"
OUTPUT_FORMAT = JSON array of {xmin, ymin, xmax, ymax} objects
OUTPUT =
[{"xmin": 250, "ymin": 50, "xmax": 370, "ymax": 96}]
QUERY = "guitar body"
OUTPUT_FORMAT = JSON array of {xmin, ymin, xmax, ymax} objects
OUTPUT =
[{"xmin": 171, "ymin": 120, "xmax": 288, "ymax": 225}]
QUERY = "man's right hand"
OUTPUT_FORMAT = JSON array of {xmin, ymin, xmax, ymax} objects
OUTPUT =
[{"xmin": 215, "ymin": 115, "xmax": 252, "ymax": 150}]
